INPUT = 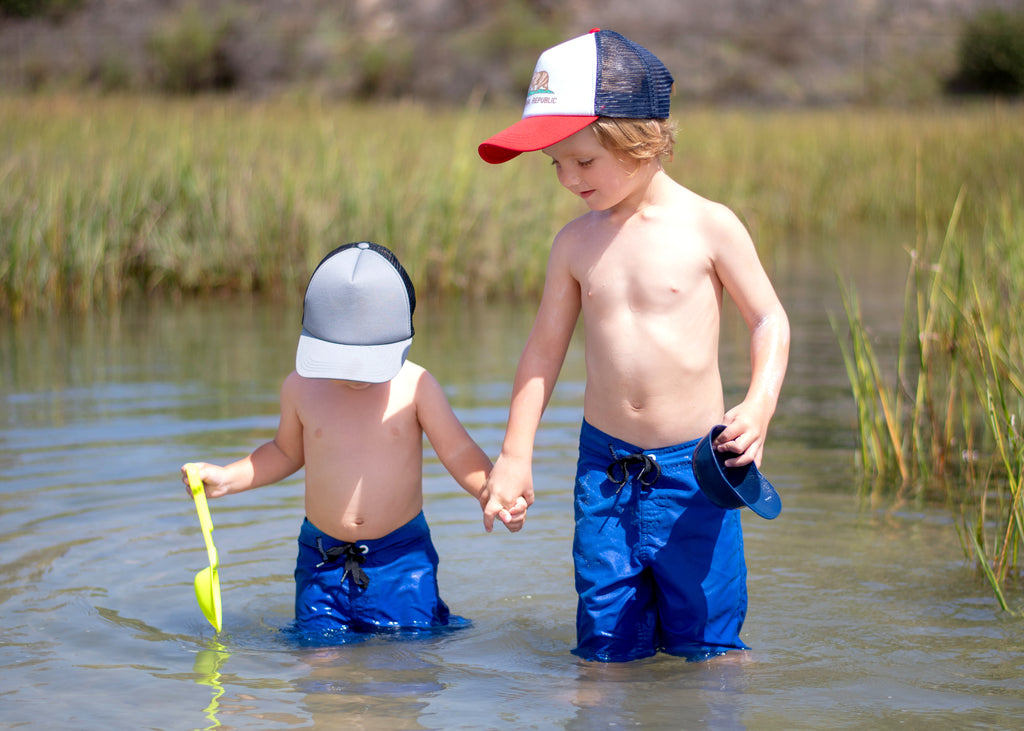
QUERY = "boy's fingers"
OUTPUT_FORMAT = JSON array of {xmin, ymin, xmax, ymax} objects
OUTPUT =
[
  {"xmin": 722, "ymin": 451, "xmax": 752, "ymax": 468},
  {"xmin": 503, "ymin": 514, "xmax": 525, "ymax": 533},
  {"xmin": 715, "ymin": 427, "xmax": 752, "ymax": 460},
  {"xmin": 505, "ymin": 497, "xmax": 529, "ymax": 517},
  {"xmin": 181, "ymin": 464, "xmax": 195, "ymax": 497},
  {"xmin": 713, "ymin": 422, "xmax": 740, "ymax": 448},
  {"xmin": 482, "ymin": 500, "xmax": 504, "ymax": 532},
  {"xmin": 498, "ymin": 498, "xmax": 529, "ymax": 532}
]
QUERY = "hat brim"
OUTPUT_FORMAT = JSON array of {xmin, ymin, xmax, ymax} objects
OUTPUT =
[
  {"xmin": 693, "ymin": 425, "xmax": 782, "ymax": 520},
  {"xmin": 478, "ymin": 114, "xmax": 598, "ymax": 164},
  {"xmin": 295, "ymin": 329, "xmax": 411, "ymax": 383}
]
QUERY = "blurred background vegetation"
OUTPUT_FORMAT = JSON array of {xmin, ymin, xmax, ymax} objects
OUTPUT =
[{"xmin": 2, "ymin": 0, "xmax": 1024, "ymax": 104}]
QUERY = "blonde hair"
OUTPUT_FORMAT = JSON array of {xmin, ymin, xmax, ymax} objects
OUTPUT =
[{"xmin": 590, "ymin": 117, "xmax": 676, "ymax": 162}]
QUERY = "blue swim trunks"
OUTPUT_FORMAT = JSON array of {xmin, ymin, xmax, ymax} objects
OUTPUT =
[
  {"xmin": 294, "ymin": 512, "xmax": 465, "ymax": 637},
  {"xmin": 573, "ymin": 420, "xmax": 749, "ymax": 662}
]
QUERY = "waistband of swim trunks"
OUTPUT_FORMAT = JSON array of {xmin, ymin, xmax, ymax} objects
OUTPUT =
[
  {"xmin": 579, "ymin": 419, "xmax": 701, "ymax": 464},
  {"xmin": 299, "ymin": 511, "xmax": 428, "ymax": 555}
]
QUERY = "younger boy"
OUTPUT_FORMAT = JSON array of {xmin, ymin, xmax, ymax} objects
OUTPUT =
[
  {"xmin": 182, "ymin": 242, "xmax": 526, "ymax": 637},
  {"xmin": 478, "ymin": 30, "xmax": 790, "ymax": 661}
]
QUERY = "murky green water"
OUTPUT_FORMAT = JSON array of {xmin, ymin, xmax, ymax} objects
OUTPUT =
[{"xmin": 2, "ymin": 240, "xmax": 1023, "ymax": 729}]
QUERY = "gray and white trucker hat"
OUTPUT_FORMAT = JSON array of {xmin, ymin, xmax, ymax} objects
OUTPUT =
[{"xmin": 295, "ymin": 242, "xmax": 415, "ymax": 383}]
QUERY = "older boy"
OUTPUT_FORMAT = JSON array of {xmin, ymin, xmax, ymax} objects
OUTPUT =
[
  {"xmin": 478, "ymin": 30, "xmax": 790, "ymax": 661},
  {"xmin": 182, "ymin": 242, "xmax": 526, "ymax": 637}
]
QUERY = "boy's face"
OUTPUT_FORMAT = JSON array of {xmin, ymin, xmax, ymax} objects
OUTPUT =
[{"xmin": 543, "ymin": 127, "xmax": 641, "ymax": 212}]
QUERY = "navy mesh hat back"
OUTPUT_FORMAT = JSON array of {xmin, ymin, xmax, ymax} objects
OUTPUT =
[{"xmin": 594, "ymin": 31, "xmax": 674, "ymax": 119}]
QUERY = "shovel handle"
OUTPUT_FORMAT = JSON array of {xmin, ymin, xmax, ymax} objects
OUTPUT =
[{"xmin": 185, "ymin": 463, "xmax": 216, "ymax": 537}]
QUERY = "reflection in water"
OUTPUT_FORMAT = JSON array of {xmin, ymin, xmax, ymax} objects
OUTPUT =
[
  {"xmin": 193, "ymin": 644, "xmax": 228, "ymax": 730},
  {"xmin": 2, "ymin": 282, "xmax": 1023, "ymax": 729},
  {"xmin": 296, "ymin": 644, "xmax": 443, "ymax": 730},
  {"xmin": 565, "ymin": 654, "xmax": 752, "ymax": 729}
]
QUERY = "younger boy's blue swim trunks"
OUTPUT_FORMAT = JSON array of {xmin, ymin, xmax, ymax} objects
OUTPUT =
[
  {"xmin": 294, "ymin": 512, "xmax": 464, "ymax": 636},
  {"xmin": 573, "ymin": 420, "xmax": 749, "ymax": 662}
]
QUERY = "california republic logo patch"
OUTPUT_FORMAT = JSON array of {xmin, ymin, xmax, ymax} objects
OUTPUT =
[{"xmin": 527, "ymin": 70, "xmax": 553, "ymax": 96}]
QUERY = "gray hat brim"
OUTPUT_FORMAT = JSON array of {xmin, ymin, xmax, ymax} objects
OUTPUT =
[{"xmin": 295, "ymin": 329, "xmax": 411, "ymax": 383}]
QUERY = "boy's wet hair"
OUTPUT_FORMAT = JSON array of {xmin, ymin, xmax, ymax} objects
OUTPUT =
[{"xmin": 590, "ymin": 117, "xmax": 676, "ymax": 162}]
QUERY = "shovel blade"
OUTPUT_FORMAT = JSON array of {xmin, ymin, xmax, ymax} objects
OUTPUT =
[{"xmin": 194, "ymin": 565, "xmax": 222, "ymax": 633}]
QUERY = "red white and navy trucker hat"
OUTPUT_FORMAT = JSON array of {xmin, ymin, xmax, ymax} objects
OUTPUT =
[{"xmin": 478, "ymin": 29, "xmax": 674, "ymax": 164}]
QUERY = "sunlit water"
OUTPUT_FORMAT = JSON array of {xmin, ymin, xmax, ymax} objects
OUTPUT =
[{"xmin": 2, "ymin": 239, "xmax": 1023, "ymax": 729}]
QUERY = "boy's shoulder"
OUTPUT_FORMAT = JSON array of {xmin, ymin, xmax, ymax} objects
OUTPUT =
[
  {"xmin": 396, "ymin": 359, "xmax": 426, "ymax": 379},
  {"xmin": 657, "ymin": 179, "xmax": 749, "ymax": 245},
  {"xmin": 660, "ymin": 176, "xmax": 734, "ymax": 218},
  {"xmin": 387, "ymin": 358, "xmax": 428, "ymax": 393}
]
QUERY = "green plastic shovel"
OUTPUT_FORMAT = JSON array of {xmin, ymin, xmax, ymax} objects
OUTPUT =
[{"xmin": 185, "ymin": 463, "xmax": 222, "ymax": 633}]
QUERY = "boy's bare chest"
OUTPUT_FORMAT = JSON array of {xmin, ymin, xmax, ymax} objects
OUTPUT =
[
  {"xmin": 576, "ymin": 235, "xmax": 713, "ymax": 315},
  {"xmin": 298, "ymin": 383, "xmax": 419, "ymax": 447}
]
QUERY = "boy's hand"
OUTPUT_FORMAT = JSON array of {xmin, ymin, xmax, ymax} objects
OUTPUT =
[
  {"xmin": 481, "ymin": 454, "xmax": 535, "ymax": 533},
  {"xmin": 717, "ymin": 400, "xmax": 773, "ymax": 468},
  {"xmin": 179, "ymin": 462, "xmax": 229, "ymax": 499},
  {"xmin": 494, "ymin": 496, "xmax": 529, "ymax": 532},
  {"xmin": 481, "ymin": 494, "xmax": 530, "ymax": 533}
]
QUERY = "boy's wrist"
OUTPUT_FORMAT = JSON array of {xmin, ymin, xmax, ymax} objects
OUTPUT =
[{"xmin": 498, "ymin": 447, "xmax": 533, "ymax": 463}]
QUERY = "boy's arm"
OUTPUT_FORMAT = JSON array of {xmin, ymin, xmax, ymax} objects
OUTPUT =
[
  {"xmin": 711, "ymin": 208, "xmax": 790, "ymax": 468},
  {"xmin": 483, "ymin": 233, "xmax": 581, "ymax": 528},
  {"xmin": 414, "ymin": 369, "xmax": 490, "ymax": 492},
  {"xmin": 414, "ymin": 369, "xmax": 523, "ymax": 531},
  {"xmin": 181, "ymin": 372, "xmax": 306, "ymax": 498}
]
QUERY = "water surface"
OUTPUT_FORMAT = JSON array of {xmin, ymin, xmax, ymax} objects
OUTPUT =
[{"xmin": 2, "ymin": 239, "xmax": 1023, "ymax": 729}]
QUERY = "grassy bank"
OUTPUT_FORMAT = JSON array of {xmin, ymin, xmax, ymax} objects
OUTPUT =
[
  {"xmin": 3, "ymin": 94, "xmax": 1023, "ymax": 315},
  {"xmin": 0, "ymin": 94, "xmax": 574, "ymax": 314}
]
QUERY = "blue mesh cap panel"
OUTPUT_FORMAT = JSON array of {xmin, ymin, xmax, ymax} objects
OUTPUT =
[{"xmin": 593, "ymin": 31, "xmax": 674, "ymax": 119}]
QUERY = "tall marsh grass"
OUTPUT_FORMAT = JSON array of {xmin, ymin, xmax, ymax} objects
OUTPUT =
[
  {"xmin": 3, "ymin": 95, "xmax": 1023, "ymax": 315},
  {"xmin": 0, "ymin": 94, "xmax": 576, "ymax": 315},
  {"xmin": 834, "ymin": 173, "xmax": 1024, "ymax": 610}
]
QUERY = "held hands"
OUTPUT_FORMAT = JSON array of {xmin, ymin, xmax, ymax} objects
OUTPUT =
[
  {"xmin": 481, "ymin": 494, "xmax": 530, "ymax": 533},
  {"xmin": 480, "ymin": 453, "xmax": 536, "ymax": 533}
]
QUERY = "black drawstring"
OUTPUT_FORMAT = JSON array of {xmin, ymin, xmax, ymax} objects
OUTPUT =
[
  {"xmin": 605, "ymin": 446, "xmax": 661, "ymax": 491},
  {"xmin": 316, "ymin": 537, "xmax": 370, "ymax": 589}
]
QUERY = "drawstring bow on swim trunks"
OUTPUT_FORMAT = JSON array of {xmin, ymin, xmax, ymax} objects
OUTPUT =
[
  {"xmin": 315, "ymin": 536, "xmax": 370, "ymax": 589},
  {"xmin": 606, "ymin": 446, "xmax": 661, "ymax": 492}
]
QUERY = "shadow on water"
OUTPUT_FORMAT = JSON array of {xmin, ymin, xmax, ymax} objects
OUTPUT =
[{"xmin": 1, "ymin": 235, "xmax": 1023, "ymax": 729}]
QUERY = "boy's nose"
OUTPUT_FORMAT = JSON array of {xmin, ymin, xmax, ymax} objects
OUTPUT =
[{"xmin": 559, "ymin": 170, "xmax": 580, "ymax": 187}]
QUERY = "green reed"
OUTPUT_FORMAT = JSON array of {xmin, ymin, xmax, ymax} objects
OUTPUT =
[
  {"xmin": 832, "ymin": 186, "xmax": 966, "ymax": 494},
  {"xmin": 834, "ymin": 178, "xmax": 1024, "ymax": 609},
  {"xmin": 4, "ymin": 95, "xmax": 1024, "ymax": 315},
  {"xmin": 958, "ymin": 204, "xmax": 1024, "ymax": 609}
]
